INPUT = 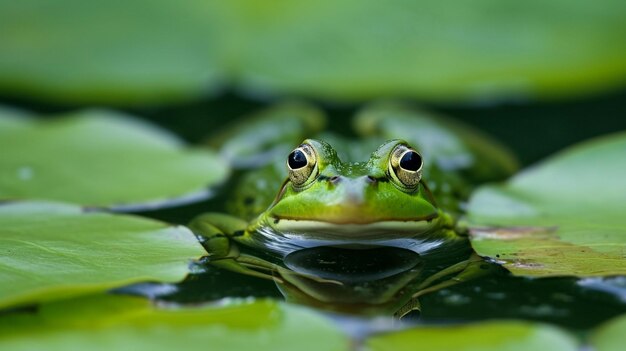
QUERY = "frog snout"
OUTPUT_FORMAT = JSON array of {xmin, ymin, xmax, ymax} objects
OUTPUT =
[{"xmin": 332, "ymin": 176, "xmax": 375, "ymax": 205}]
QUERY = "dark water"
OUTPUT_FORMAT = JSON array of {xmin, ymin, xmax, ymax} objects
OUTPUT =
[{"xmin": 118, "ymin": 240, "xmax": 626, "ymax": 331}]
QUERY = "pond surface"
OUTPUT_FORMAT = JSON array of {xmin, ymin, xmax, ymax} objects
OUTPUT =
[{"xmin": 123, "ymin": 196, "xmax": 626, "ymax": 334}]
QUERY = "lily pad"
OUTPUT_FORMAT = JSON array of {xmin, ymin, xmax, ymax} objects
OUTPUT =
[
  {"xmin": 366, "ymin": 321, "xmax": 577, "ymax": 351},
  {"xmin": 591, "ymin": 314, "xmax": 626, "ymax": 351},
  {"xmin": 229, "ymin": 0, "xmax": 626, "ymax": 102},
  {"xmin": 0, "ymin": 294, "xmax": 348, "ymax": 351},
  {"xmin": 0, "ymin": 109, "xmax": 229, "ymax": 209},
  {"xmin": 0, "ymin": 1, "xmax": 625, "ymax": 104},
  {"xmin": 0, "ymin": 201, "xmax": 206, "ymax": 310},
  {"xmin": 0, "ymin": 1, "xmax": 223, "ymax": 105},
  {"xmin": 466, "ymin": 132, "xmax": 626, "ymax": 277}
]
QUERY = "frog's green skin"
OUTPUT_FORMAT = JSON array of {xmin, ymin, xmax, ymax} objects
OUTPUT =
[
  {"xmin": 242, "ymin": 138, "xmax": 461, "ymax": 255},
  {"xmin": 190, "ymin": 102, "xmax": 517, "ymax": 315}
]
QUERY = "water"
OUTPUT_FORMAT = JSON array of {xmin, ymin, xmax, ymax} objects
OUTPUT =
[{"xmin": 125, "ymin": 196, "xmax": 626, "ymax": 332}]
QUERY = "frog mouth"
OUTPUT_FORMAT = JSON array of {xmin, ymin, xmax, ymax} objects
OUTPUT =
[
  {"xmin": 268, "ymin": 211, "xmax": 439, "ymax": 226},
  {"xmin": 267, "ymin": 217, "xmax": 439, "ymax": 238}
]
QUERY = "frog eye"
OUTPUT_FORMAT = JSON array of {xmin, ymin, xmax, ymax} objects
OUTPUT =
[
  {"xmin": 389, "ymin": 144, "xmax": 423, "ymax": 190},
  {"xmin": 287, "ymin": 143, "xmax": 318, "ymax": 187}
]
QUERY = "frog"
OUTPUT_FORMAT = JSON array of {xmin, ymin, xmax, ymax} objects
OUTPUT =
[{"xmin": 189, "ymin": 101, "xmax": 517, "ymax": 316}]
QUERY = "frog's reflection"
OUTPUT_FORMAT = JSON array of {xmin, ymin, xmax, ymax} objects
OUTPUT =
[
  {"xmin": 239, "ymin": 243, "xmax": 492, "ymax": 317},
  {"xmin": 119, "ymin": 243, "xmax": 626, "ymax": 328},
  {"xmin": 279, "ymin": 246, "xmax": 423, "ymax": 316},
  {"xmin": 117, "ymin": 241, "xmax": 493, "ymax": 317}
]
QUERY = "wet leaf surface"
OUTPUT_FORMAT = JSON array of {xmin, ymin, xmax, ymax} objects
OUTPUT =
[
  {"xmin": 467, "ymin": 132, "xmax": 626, "ymax": 277},
  {"xmin": 0, "ymin": 294, "xmax": 348, "ymax": 351},
  {"xmin": 0, "ymin": 109, "xmax": 229, "ymax": 209},
  {"xmin": 366, "ymin": 321, "xmax": 578, "ymax": 351},
  {"xmin": 0, "ymin": 201, "xmax": 206, "ymax": 309},
  {"xmin": 591, "ymin": 314, "xmax": 626, "ymax": 351}
]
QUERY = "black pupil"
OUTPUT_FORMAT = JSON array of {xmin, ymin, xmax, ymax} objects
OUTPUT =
[
  {"xmin": 288, "ymin": 150, "xmax": 308, "ymax": 169},
  {"xmin": 399, "ymin": 151, "xmax": 422, "ymax": 171}
]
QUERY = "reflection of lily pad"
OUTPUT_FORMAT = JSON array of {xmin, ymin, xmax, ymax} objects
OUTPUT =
[
  {"xmin": 366, "ymin": 321, "xmax": 577, "ymax": 351},
  {"xmin": 0, "ymin": 201, "xmax": 205, "ymax": 310},
  {"xmin": 0, "ymin": 294, "xmax": 348, "ymax": 351},
  {"xmin": 467, "ymin": 132, "xmax": 626, "ymax": 277},
  {"xmin": 0, "ymin": 1, "xmax": 625, "ymax": 104},
  {"xmin": 0, "ymin": 109, "xmax": 229, "ymax": 209}
]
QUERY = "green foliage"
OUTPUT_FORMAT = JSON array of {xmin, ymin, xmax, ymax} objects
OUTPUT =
[
  {"xmin": 591, "ymin": 314, "xmax": 626, "ymax": 351},
  {"xmin": 467, "ymin": 132, "xmax": 626, "ymax": 277},
  {"xmin": 1, "ymin": 291, "xmax": 623, "ymax": 350},
  {"xmin": 225, "ymin": 0, "xmax": 626, "ymax": 102},
  {"xmin": 0, "ymin": 201, "xmax": 205, "ymax": 309},
  {"xmin": 366, "ymin": 321, "xmax": 578, "ymax": 351},
  {"xmin": 0, "ymin": 109, "xmax": 228, "ymax": 209},
  {"xmin": 0, "ymin": 295, "xmax": 349, "ymax": 351},
  {"xmin": 0, "ymin": 0, "xmax": 223, "ymax": 105},
  {"xmin": 0, "ymin": 0, "xmax": 624, "ymax": 104}
]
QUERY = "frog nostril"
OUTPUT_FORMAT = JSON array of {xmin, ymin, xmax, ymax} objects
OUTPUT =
[
  {"xmin": 330, "ymin": 176, "xmax": 341, "ymax": 183},
  {"xmin": 366, "ymin": 175, "xmax": 377, "ymax": 184}
]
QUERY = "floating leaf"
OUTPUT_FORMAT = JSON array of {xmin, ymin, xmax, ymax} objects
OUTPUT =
[
  {"xmin": 0, "ymin": 201, "xmax": 206, "ymax": 309},
  {"xmin": 591, "ymin": 314, "xmax": 626, "ymax": 351},
  {"xmin": 466, "ymin": 132, "xmax": 626, "ymax": 277},
  {"xmin": 0, "ymin": 294, "xmax": 348, "ymax": 351},
  {"xmin": 0, "ymin": 109, "xmax": 229, "ymax": 209},
  {"xmin": 228, "ymin": 0, "xmax": 626, "ymax": 102},
  {"xmin": 1, "ymin": 1, "xmax": 625, "ymax": 104},
  {"xmin": 366, "ymin": 321, "xmax": 578, "ymax": 351},
  {"xmin": 0, "ymin": 1, "xmax": 223, "ymax": 105}
]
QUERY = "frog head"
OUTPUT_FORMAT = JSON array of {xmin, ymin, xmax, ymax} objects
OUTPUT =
[{"xmin": 259, "ymin": 139, "xmax": 442, "ymax": 240}]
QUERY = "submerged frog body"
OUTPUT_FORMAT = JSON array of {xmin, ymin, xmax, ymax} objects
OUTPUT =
[{"xmin": 190, "ymin": 102, "xmax": 517, "ymax": 316}]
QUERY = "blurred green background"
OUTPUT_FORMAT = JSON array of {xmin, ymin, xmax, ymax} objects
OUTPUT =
[{"xmin": 1, "ymin": 0, "xmax": 625, "ymax": 163}]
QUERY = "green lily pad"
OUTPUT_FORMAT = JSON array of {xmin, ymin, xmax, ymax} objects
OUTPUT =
[
  {"xmin": 1, "ymin": 1, "xmax": 625, "ymax": 104},
  {"xmin": 0, "ymin": 294, "xmax": 348, "ymax": 351},
  {"xmin": 0, "ymin": 201, "xmax": 206, "ymax": 310},
  {"xmin": 230, "ymin": 0, "xmax": 626, "ymax": 102},
  {"xmin": 0, "ymin": 109, "xmax": 229, "ymax": 209},
  {"xmin": 466, "ymin": 132, "xmax": 626, "ymax": 277},
  {"xmin": 591, "ymin": 314, "xmax": 626, "ymax": 351},
  {"xmin": 366, "ymin": 321, "xmax": 577, "ymax": 351},
  {"xmin": 0, "ymin": 1, "xmax": 223, "ymax": 105}
]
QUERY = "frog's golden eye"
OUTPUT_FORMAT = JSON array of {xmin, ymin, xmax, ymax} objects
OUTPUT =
[
  {"xmin": 389, "ymin": 144, "xmax": 423, "ymax": 190},
  {"xmin": 287, "ymin": 143, "xmax": 318, "ymax": 187}
]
